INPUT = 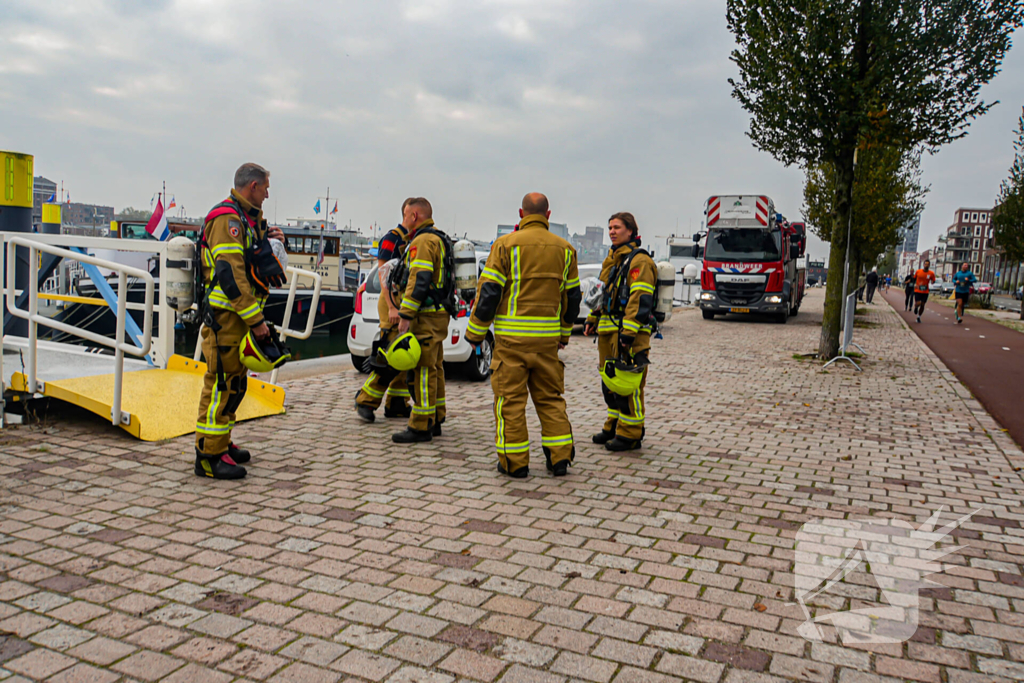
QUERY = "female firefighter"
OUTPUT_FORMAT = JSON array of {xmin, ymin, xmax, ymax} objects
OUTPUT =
[{"xmin": 583, "ymin": 212, "xmax": 657, "ymax": 451}]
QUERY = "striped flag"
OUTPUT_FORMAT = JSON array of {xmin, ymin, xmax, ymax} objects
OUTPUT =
[{"xmin": 145, "ymin": 198, "xmax": 170, "ymax": 241}]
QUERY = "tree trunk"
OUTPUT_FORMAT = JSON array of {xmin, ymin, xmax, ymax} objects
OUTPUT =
[{"xmin": 819, "ymin": 152, "xmax": 856, "ymax": 359}]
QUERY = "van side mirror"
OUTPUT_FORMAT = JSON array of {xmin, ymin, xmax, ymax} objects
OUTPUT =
[
  {"xmin": 692, "ymin": 233, "xmax": 701, "ymax": 243},
  {"xmin": 692, "ymin": 244, "xmax": 700, "ymax": 258},
  {"xmin": 790, "ymin": 243, "xmax": 800, "ymax": 259}
]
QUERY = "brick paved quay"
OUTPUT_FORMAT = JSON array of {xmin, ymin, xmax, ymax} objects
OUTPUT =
[{"xmin": 2, "ymin": 288, "xmax": 1024, "ymax": 683}]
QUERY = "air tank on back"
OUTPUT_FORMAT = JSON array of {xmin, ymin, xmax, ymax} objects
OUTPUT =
[{"xmin": 454, "ymin": 239, "xmax": 478, "ymax": 300}]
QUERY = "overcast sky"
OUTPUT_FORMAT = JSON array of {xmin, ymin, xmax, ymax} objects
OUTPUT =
[{"xmin": 2, "ymin": 0, "xmax": 1022, "ymax": 262}]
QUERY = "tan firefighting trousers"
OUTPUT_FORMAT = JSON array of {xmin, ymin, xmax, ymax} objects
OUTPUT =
[
  {"xmin": 491, "ymin": 340, "xmax": 574, "ymax": 473},
  {"xmin": 195, "ymin": 312, "xmax": 249, "ymax": 456},
  {"xmin": 597, "ymin": 330, "xmax": 649, "ymax": 441},
  {"xmin": 356, "ymin": 326, "xmax": 411, "ymax": 412},
  {"xmin": 408, "ymin": 312, "xmax": 449, "ymax": 431}
]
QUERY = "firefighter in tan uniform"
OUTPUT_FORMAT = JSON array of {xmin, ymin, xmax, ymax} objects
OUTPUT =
[
  {"xmin": 584, "ymin": 212, "xmax": 657, "ymax": 452},
  {"xmin": 355, "ymin": 213, "xmax": 415, "ymax": 422},
  {"xmin": 393, "ymin": 198, "xmax": 454, "ymax": 443},
  {"xmin": 466, "ymin": 193, "xmax": 582, "ymax": 478},
  {"xmin": 195, "ymin": 163, "xmax": 286, "ymax": 479}
]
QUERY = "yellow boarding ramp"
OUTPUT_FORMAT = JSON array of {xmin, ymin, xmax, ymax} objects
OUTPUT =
[{"xmin": 10, "ymin": 355, "xmax": 285, "ymax": 441}]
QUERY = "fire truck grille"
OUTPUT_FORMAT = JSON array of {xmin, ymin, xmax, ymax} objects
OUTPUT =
[{"xmin": 716, "ymin": 280, "xmax": 766, "ymax": 305}]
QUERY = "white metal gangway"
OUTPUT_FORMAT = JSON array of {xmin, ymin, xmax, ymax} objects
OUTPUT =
[{"xmin": 1, "ymin": 230, "xmax": 321, "ymax": 437}]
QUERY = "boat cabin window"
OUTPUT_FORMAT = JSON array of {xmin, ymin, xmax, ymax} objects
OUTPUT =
[
  {"xmin": 288, "ymin": 236, "xmax": 339, "ymax": 255},
  {"xmin": 670, "ymin": 244, "xmax": 701, "ymax": 259}
]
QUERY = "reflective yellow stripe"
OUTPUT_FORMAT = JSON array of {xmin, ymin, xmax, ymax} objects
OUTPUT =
[
  {"xmin": 195, "ymin": 422, "xmax": 231, "ymax": 435},
  {"xmin": 467, "ymin": 320, "xmax": 489, "ymax": 336},
  {"xmin": 565, "ymin": 278, "xmax": 580, "ymax": 289},
  {"xmin": 630, "ymin": 282, "xmax": 655, "ymax": 294},
  {"xmin": 509, "ymin": 247, "xmax": 521, "ymax": 317},
  {"xmin": 238, "ymin": 303, "xmax": 261, "ymax": 321},
  {"xmin": 385, "ymin": 387, "xmax": 410, "ymax": 398},
  {"xmin": 621, "ymin": 320, "xmax": 641, "ymax": 333},
  {"xmin": 541, "ymin": 434, "xmax": 573, "ymax": 446},
  {"xmin": 401, "ymin": 298, "xmax": 421, "ymax": 311},
  {"xmin": 361, "ymin": 373, "xmax": 385, "ymax": 398},
  {"xmin": 495, "ymin": 397, "xmax": 505, "ymax": 451},
  {"xmin": 411, "ymin": 259, "xmax": 434, "ymax": 271},
  {"xmin": 481, "ymin": 267, "xmax": 507, "ymax": 285},
  {"xmin": 419, "ymin": 367, "xmax": 429, "ymax": 410},
  {"xmin": 211, "ymin": 244, "xmax": 243, "ymax": 258}
]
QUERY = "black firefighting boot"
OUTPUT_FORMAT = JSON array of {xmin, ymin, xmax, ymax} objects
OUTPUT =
[
  {"xmin": 194, "ymin": 450, "xmax": 247, "ymax": 480},
  {"xmin": 355, "ymin": 393, "xmax": 376, "ymax": 423},
  {"xmin": 432, "ymin": 423, "xmax": 443, "ymax": 437},
  {"xmin": 605, "ymin": 436, "xmax": 642, "ymax": 452},
  {"xmin": 384, "ymin": 397, "xmax": 411, "ymax": 419},
  {"xmin": 497, "ymin": 462, "xmax": 529, "ymax": 479},
  {"xmin": 544, "ymin": 446, "xmax": 572, "ymax": 477},
  {"xmin": 228, "ymin": 443, "xmax": 251, "ymax": 464},
  {"xmin": 592, "ymin": 429, "xmax": 615, "ymax": 445},
  {"xmin": 392, "ymin": 427, "xmax": 433, "ymax": 443}
]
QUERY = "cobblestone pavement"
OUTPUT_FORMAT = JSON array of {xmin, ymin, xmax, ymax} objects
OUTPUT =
[{"xmin": 2, "ymin": 289, "xmax": 1023, "ymax": 683}]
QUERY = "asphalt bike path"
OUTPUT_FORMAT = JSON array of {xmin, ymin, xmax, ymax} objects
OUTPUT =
[{"xmin": 881, "ymin": 287, "xmax": 1024, "ymax": 449}]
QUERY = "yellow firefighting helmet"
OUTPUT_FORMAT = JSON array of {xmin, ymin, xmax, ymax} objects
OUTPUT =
[
  {"xmin": 239, "ymin": 327, "xmax": 292, "ymax": 373},
  {"xmin": 600, "ymin": 358, "xmax": 646, "ymax": 396},
  {"xmin": 381, "ymin": 332, "xmax": 421, "ymax": 371}
]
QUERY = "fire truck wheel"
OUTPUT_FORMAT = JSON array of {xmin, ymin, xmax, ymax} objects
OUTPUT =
[{"xmin": 702, "ymin": 310, "xmax": 716, "ymax": 320}]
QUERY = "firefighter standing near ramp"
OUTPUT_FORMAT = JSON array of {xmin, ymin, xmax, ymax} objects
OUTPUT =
[
  {"xmin": 393, "ymin": 198, "xmax": 455, "ymax": 443},
  {"xmin": 355, "ymin": 199, "xmax": 418, "ymax": 422},
  {"xmin": 466, "ymin": 193, "xmax": 582, "ymax": 478},
  {"xmin": 584, "ymin": 212, "xmax": 657, "ymax": 452},
  {"xmin": 194, "ymin": 163, "xmax": 288, "ymax": 479}
]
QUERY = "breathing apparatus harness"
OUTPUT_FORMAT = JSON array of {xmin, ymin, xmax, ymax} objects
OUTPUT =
[
  {"xmin": 195, "ymin": 197, "xmax": 288, "ymax": 390},
  {"xmin": 603, "ymin": 239, "xmax": 658, "ymax": 353},
  {"xmin": 387, "ymin": 226, "xmax": 458, "ymax": 318}
]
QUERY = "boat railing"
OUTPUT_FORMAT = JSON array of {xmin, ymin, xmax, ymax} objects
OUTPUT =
[
  {"xmin": 3, "ymin": 236, "xmax": 154, "ymax": 428},
  {"xmin": 272, "ymin": 267, "xmax": 322, "ymax": 385}
]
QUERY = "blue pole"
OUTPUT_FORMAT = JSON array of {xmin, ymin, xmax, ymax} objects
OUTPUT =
[{"xmin": 71, "ymin": 247, "xmax": 154, "ymax": 365}]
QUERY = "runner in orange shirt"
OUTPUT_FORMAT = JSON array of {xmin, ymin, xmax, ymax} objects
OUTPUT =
[{"xmin": 912, "ymin": 259, "xmax": 936, "ymax": 323}]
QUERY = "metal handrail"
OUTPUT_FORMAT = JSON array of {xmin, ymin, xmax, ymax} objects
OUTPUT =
[
  {"xmin": 5, "ymin": 237, "xmax": 154, "ymax": 427},
  {"xmin": 271, "ymin": 267, "xmax": 323, "ymax": 385}
]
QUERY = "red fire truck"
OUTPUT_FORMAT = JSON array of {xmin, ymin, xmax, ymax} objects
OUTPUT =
[{"xmin": 697, "ymin": 195, "xmax": 805, "ymax": 323}]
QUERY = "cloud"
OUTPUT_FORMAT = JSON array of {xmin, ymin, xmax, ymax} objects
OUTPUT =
[{"xmin": 0, "ymin": 0, "xmax": 1020, "ymax": 264}]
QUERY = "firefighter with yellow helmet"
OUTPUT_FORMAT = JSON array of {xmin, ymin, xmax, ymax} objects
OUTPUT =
[
  {"xmin": 466, "ymin": 193, "xmax": 581, "ymax": 477},
  {"xmin": 355, "ymin": 199, "xmax": 420, "ymax": 422},
  {"xmin": 194, "ymin": 163, "xmax": 289, "ymax": 479},
  {"xmin": 392, "ymin": 197, "xmax": 455, "ymax": 443},
  {"xmin": 584, "ymin": 212, "xmax": 657, "ymax": 451}
]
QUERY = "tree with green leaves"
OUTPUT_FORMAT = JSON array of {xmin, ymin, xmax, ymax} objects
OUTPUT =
[
  {"xmin": 726, "ymin": 0, "xmax": 1023, "ymax": 358},
  {"xmin": 116, "ymin": 207, "xmax": 152, "ymax": 222},
  {"xmin": 992, "ymin": 106, "xmax": 1024, "ymax": 320},
  {"xmin": 803, "ymin": 144, "xmax": 927, "ymax": 293}
]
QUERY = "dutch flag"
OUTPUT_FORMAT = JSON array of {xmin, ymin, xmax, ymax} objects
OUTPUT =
[{"xmin": 145, "ymin": 197, "xmax": 170, "ymax": 241}]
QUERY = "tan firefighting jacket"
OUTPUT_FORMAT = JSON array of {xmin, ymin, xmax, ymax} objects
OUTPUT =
[
  {"xmin": 398, "ymin": 219, "xmax": 448, "ymax": 319},
  {"xmin": 466, "ymin": 214, "xmax": 582, "ymax": 348},
  {"xmin": 201, "ymin": 189, "xmax": 266, "ymax": 329},
  {"xmin": 587, "ymin": 243, "xmax": 657, "ymax": 336}
]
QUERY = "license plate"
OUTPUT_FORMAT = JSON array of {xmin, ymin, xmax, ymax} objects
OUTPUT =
[{"xmin": 730, "ymin": 307, "xmax": 750, "ymax": 313}]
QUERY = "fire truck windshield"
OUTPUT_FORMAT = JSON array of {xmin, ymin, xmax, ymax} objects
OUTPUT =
[{"xmin": 705, "ymin": 228, "xmax": 781, "ymax": 263}]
